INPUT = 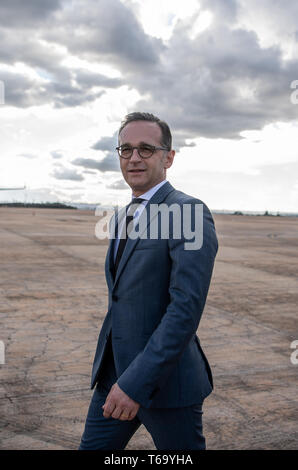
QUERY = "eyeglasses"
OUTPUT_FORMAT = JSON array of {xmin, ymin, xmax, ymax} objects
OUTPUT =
[{"xmin": 116, "ymin": 144, "xmax": 169, "ymax": 159}]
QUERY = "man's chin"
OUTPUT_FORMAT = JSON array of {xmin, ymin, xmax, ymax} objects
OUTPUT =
[
  {"xmin": 126, "ymin": 174, "xmax": 148, "ymax": 188},
  {"xmin": 127, "ymin": 171, "xmax": 147, "ymax": 179}
]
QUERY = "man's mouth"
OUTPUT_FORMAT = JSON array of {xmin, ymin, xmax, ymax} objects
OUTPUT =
[{"xmin": 128, "ymin": 169, "xmax": 146, "ymax": 173}]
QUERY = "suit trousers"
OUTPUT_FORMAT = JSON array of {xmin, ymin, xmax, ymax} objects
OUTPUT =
[{"xmin": 78, "ymin": 338, "xmax": 206, "ymax": 450}]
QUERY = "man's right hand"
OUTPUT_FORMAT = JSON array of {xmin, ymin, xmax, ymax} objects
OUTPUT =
[{"xmin": 102, "ymin": 383, "xmax": 140, "ymax": 421}]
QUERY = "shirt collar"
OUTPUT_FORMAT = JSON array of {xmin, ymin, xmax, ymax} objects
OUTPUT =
[{"xmin": 131, "ymin": 179, "xmax": 167, "ymax": 202}]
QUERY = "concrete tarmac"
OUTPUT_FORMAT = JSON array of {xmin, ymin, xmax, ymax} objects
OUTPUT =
[{"xmin": 0, "ymin": 207, "xmax": 297, "ymax": 449}]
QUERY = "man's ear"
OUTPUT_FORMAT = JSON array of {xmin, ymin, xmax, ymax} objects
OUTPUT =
[{"xmin": 164, "ymin": 150, "xmax": 175, "ymax": 169}]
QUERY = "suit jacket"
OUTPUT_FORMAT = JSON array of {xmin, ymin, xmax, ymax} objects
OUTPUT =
[{"xmin": 91, "ymin": 181, "xmax": 218, "ymax": 408}]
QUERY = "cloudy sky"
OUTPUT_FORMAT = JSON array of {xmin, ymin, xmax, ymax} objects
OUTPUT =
[{"xmin": 0, "ymin": 0, "xmax": 298, "ymax": 212}]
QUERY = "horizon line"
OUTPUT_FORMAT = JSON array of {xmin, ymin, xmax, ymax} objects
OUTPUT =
[{"xmin": 0, "ymin": 200, "xmax": 297, "ymax": 216}]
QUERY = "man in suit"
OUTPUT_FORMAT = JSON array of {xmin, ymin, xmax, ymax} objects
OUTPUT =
[{"xmin": 79, "ymin": 112, "xmax": 218, "ymax": 450}]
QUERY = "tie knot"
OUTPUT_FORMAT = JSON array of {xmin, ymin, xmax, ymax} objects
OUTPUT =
[
  {"xmin": 127, "ymin": 197, "xmax": 145, "ymax": 216},
  {"xmin": 131, "ymin": 197, "xmax": 145, "ymax": 204}
]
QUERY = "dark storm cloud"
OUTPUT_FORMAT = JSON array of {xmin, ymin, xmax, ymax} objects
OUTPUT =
[
  {"xmin": 0, "ymin": 1, "xmax": 125, "ymax": 108},
  {"xmin": 172, "ymin": 135, "xmax": 196, "ymax": 152},
  {"xmin": 0, "ymin": 66, "xmax": 106, "ymax": 108},
  {"xmin": 0, "ymin": 0, "xmax": 62, "ymax": 27},
  {"xmin": 72, "ymin": 153, "xmax": 120, "ymax": 172},
  {"xmin": 0, "ymin": 69, "xmax": 43, "ymax": 108},
  {"xmin": 52, "ymin": 167, "xmax": 84, "ymax": 181},
  {"xmin": 107, "ymin": 179, "xmax": 129, "ymax": 190},
  {"xmin": 0, "ymin": 29, "xmax": 65, "ymax": 69},
  {"xmin": 91, "ymin": 132, "xmax": 118, "ymax": 151},
  {"xmin": 1, "ymin": 0, "xmax": 298, "ymax": 138},
  {"xmin": 48, "ymin": 83, "xmax": 105, "ymax": 108},
  {"xmin": 0, "ymin": 31, "xmax": 119, "ymax": 96},
  {"xmin": 128, "ymin": 18, "xmax": 298, "ymax": 139},
  {"xmin": 43, "ymin": 0, "xmax": 163, "ymax": 69},
  {"xmin": 75, "ymin": 69, "xmax": 123, "ymax": 89}
]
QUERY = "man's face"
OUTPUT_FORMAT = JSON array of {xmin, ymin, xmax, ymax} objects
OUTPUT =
[{"xmin": 118, "ymin": 120, "xmax": 175, "ymax": 196}]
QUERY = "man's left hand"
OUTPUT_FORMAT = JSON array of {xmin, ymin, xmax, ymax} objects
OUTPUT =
[{"xmin": 102, "ymin": 383, "xmax": 140, "ymax": 421}]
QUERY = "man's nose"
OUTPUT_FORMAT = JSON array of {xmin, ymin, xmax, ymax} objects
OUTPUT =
[{"xmin": 130, "ymin": 148, "xmax": 142, "ymax": 161}]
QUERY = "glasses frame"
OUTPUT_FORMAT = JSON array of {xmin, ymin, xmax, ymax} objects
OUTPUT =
[{"xmin": 116, "ymin": 144, "xmax": 169, "ymax": 159}]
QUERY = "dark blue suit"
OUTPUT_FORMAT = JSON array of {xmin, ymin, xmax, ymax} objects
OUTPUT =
[{"xmin": 79, "ymin": 181, "xmax": 218, "ymax": 449}]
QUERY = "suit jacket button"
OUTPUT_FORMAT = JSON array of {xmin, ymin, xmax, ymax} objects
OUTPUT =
[{"xmin": 112, "ymin": 294, "xmax": 118, "ymax": 302}]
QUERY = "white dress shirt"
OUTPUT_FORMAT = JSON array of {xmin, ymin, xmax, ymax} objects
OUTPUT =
[{"xmin": 113, "ymin": 179, "xmax": 167, "ymax": 261}]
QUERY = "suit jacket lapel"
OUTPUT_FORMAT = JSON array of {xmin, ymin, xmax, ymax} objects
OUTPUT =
[
  {"xmin": 112, "ymin": 181, "xmax": 175, "ymax": 287},
  {"xmin": 105, "ymin": 204, "xmax": 126, "ymax": 289}
]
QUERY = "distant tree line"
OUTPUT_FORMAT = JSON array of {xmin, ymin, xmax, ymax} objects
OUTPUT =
[
  {"xmin": 0, "ymin": 202, "xmax": 76, "ymax": 209},
  {"xmin": 233, "ymin": 210, "xmax": 281, "ymax": 216}
]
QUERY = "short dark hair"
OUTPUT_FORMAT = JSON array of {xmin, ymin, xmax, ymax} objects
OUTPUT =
[{"xmin": 118, "ymin": 112, "xmax": 172, "ymax": 150}]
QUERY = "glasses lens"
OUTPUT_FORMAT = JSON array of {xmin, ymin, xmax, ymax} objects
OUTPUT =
[
  {"xmin": 119, "ymin": 146, "xmax": 132, "ymax": 158},
  {"xmin": 139, "ymin": 145, "xmax": 154, "ymax": 158}
]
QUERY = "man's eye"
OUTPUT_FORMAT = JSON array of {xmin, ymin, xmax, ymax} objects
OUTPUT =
[{"xmin": 140, "ymin": 145, "xmax": 153, "ymax": 152}]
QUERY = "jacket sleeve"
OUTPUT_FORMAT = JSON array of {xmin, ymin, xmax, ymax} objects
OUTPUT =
[{"xmin": 117, "ymin": 199, "xmax": 218, "ymax": 408}]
